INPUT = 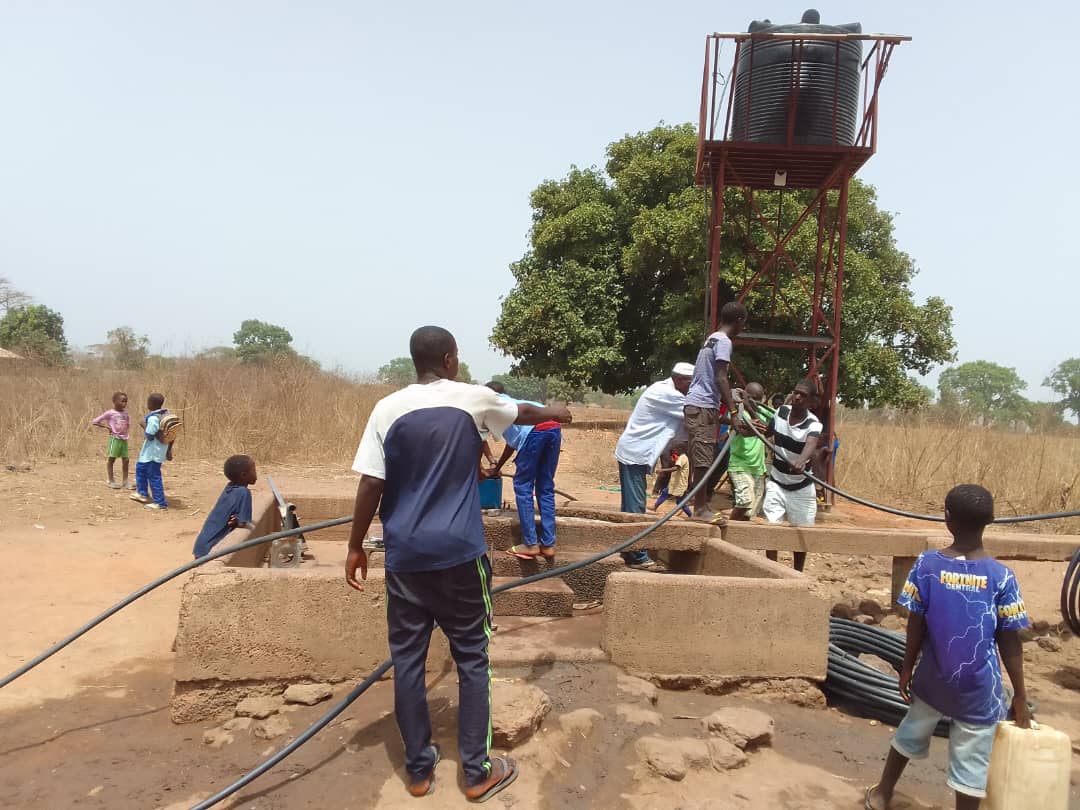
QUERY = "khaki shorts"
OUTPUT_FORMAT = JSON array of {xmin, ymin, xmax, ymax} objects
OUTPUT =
[
  {"xmin": 684, "ymin": 405, "xmax": 719, "ymax": 470},
  {"xmin": 730, "ymin": 471, "xmax": 765, "ymax": 515}
]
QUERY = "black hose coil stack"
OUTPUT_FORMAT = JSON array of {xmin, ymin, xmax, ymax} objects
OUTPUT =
[
  {"xmin": 1063, "ymin": 547, "xmax": 1080, "ymax": 635},
  {"xmin": 824, "ymin": 617, "xmax": 950, "ymax": 738}
]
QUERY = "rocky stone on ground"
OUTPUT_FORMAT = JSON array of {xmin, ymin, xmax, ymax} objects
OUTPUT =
[
  {"xmin": 701, "ymin": 707, "xmax": 774, "ymax": 749},
  {"xmin": 830, "ymin": 603, "xmax": 855, "ymax": 620},
  {"xmin": 616, "ymin": 704, "xmax": 662, "ymax": 727},
  {"xmin": 492, "ymin": 681, "xmax": 552, "ymax": 748},
  {"xmin": 222, "ymin": 716, "xmax": 252, "ymax": 732},
  {"xmin": 706, "ymin": 737, "xmax": 748, "ymax": 770},
  {"xmin": 702, "ymin": 678, "xmax": 826, "ymax": 709},
  {"xmin": 235, "ymin": 695, "xmax": 284, "ymax": 719},
  {"xmin": 636, "ymin": 736, "xmax": 688, "ymax": 781},
  {"xmin": 1037, "ymin": 636, "xmax": 1063, "ymax": 653},
  {"xmin": 558, "ymin": 708, "xmax": 602, "ymax": 738},
  {"xmin": 879, "ymin": 614, "xmax": 905, "ymax": 632},
  {"xmin": 283, "ymin": 683, "xmax": 334, "ymax": 706},
  {"xmin": 858, "ymin": 598, "xmax": 885, "ymax": 618},
  {"xmin": 853, "ymin": 614, "xmax": 877, "ymax": 625},
  {"xmin": 202, "ymin": 728, "xmax": 234, "ymax": 748},
  {"xmin": 252, "ymin": 714, "xmax": 292, "ymax": 740},
  {"xmin": 617, "ymin": 674, "xmax": 659, "ymax": 705},
  {"xmin": 672, "ymin": 738, "xmax": 711, "ymax": 769}
]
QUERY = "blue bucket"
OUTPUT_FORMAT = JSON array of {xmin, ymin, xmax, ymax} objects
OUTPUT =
[{"xmin": 478, "ymin": 477, "xmax": 503, "ymax": 509}]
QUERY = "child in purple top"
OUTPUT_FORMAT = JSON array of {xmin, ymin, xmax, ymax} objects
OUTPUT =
[
  {"xmin": 91, "ymin": 391, "xmax": 132, "ymax": 489},
  {"xmin": 865, "ymin": 484, "xmax": 1031, "ymax": 810}
]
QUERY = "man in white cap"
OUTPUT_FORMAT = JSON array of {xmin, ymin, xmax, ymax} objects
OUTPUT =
[{"xmin": 614, "ymin": 362, "xmax": 695, "ymax": 569}]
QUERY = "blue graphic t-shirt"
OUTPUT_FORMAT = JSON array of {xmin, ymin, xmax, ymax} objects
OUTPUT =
[{"xmin": 898, "ymin": 550, "xmax": 1029, "ymax": 725}]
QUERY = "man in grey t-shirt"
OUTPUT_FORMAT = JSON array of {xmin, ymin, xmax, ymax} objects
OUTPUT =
[{"xmin": 684, "ymin": 300, "xmax": 747, "ymax": 521}]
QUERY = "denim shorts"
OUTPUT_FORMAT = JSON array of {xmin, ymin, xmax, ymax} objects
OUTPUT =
[{"xmin": 892, "ymin": 696, "xmax": 997, "ymax": 798}]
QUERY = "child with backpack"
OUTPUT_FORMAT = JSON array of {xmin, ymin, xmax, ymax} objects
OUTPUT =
[{"xmin": 130, "ymin": 393, "xmax": 180, "ymax": 511}]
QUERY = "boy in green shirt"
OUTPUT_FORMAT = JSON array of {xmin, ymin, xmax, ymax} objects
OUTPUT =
[{"xmin": 729, "ymin": 382, "xmax": 773, "ymax": 521}]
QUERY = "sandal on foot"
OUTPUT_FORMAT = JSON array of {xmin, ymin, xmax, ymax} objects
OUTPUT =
[
  {"xmin": 505, "ymin": 545, "xmax": 539, "ymax": 560},
  {"xmin": 864, "ymin": 784, "xmax": 882, "ymax": 810},
  {"xmin": 538, "ymin": 547, "xmax": 556, "ymax": 560},
  {"xmin": 407, "ymin": 743, "xmax": 441, "ymax": 797},
  {"xmin": 464, "ymin": 756, "xmax": 518, "ymax": 803}
]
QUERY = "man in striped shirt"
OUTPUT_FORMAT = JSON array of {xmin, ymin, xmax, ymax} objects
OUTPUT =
[{"xmin": 762, "ymin": 380, "xmax": 822, "ymax": 571}]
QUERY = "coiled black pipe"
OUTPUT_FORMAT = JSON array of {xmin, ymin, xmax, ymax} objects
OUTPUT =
[
  {"xmin": 188, "ymin": 441, "xmax": 735, "ymax": 809},
  {"xmin": 824, "ymin": 618, "xmax": 950, "ymax": 737},
  {"xmin": 1063, "ymin": 547, "xmax": 1080, "ymax": 635}
]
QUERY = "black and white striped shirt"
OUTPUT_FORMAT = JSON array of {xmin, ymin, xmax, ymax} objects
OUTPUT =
[{"xmin": 768, "ymin": 405, "xmax": 823, "ymax": 490}]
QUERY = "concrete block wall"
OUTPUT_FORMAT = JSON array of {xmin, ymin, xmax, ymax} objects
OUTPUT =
[
  {"xmin": 172, "ymin": 566, "xmax": 450, "ymax": 722},
  {"xmin": 603, "ymin": 569, "xmax": 829, "ymax": 681},
  {"xmin": 222, "ymin": 491, "xmax": 281, "ymax": 567}
]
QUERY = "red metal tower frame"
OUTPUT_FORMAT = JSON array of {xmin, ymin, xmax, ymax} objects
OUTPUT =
[{"xmin": 695, "ymin": 29, "xmax": 907, "ymax": 492}]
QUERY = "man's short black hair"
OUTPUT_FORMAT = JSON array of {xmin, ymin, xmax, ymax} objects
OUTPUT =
[
  {"xmin": 148, "ymin": 392, "xmax": 165, "ymax": 409},
  {"xmin": 794, "ymin": 379, "xmax": 816, "ymax": 396},
  {"xmin": 224, "ymin": 454, "xmax": 254, "ymax": 483},
  {"xmin": 719, "ymin": 301, "xmax": 748, "ymax": 325},
  {"xmin": 409, "ymin": 325, "xmax": 455, "ymax": 373},
  {"xmin": 486, "ymin": 381, "xmax": 506, "ymax": 394},
  {"xmin": 945, "ymin": 484, "xmax": 995, "ymax": 530}
]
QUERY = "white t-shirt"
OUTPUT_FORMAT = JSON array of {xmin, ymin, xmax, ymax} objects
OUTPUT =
[
  {"xmin": 352, "ymin": 379, "xmax": 518, "ymax": 572},
  {"xmin": 615, "ymin": 378, "xmax": 687, "ymax": 467}
]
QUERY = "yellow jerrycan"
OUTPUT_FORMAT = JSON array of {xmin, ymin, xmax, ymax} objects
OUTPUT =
[{"xmin": 984, "ymin": 720, "xmax": 1072, "ymax": 810}]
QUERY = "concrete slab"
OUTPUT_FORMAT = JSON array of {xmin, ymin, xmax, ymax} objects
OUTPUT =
[
  {"xmin": 603, "ymin": 571, "xmax": 828, "ymax": 681},
  {"xmin": 490, "ymin": 550, "xmax": 626, "ymax": 602},
  {"xmin": 485, "ymin": 515, "xmax": 712, "ymax": 554},
  {"xmin": 492, "ymin": 577, "xmax": 574, "ymax": 617},
  {"xmin": 488, "ymin": 614, "xmax": 606, "ymax": 666},
  {"xmin": 721, "ymin": 521, "xmax": 933, "ymax": 556}
]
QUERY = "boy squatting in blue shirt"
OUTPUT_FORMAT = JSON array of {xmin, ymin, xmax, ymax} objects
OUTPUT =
[
  {"xmin": 864, "ymin": 484, "xmax": 1031, "ymax": 810},
  {"xmin": 192, "ymin": 455, "xmax": 258, "ymax": 558}
]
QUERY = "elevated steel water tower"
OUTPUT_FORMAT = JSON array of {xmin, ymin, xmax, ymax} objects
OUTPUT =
[{"xmin": 695, "ymin": 9, "xmax": 908, "ymax": 491}]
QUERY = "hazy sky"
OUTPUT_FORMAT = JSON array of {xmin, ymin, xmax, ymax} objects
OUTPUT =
[{"xmin": 1, "ymin": 1, "xmax": 1076, "ymax": 397}]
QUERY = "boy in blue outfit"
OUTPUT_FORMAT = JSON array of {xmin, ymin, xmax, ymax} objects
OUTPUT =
[
  {"xmin": 193, "ymin": 455, "xmax": 257, "ymax": 558},
  {"xmin": 130, "ymin": 393, "xmax": 173, "ymax": 510},
  {"xmin": 865, "ymin": 484, "xmax": 1031, "ymax": 810}
]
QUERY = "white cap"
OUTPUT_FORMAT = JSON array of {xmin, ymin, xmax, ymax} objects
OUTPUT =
[{"xmin": 672, "ymin": 362, "xmax": 695, "ymax": 377}]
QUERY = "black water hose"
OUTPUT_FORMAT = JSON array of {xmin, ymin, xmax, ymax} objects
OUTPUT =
[
  {"xmin": 188, "ymin": 440, "xmax": 735, "ymax": 810},
  {"xmin": 1063, "ymin": 547, "xmax": 1080, "ymax": 635},
  {"xmin": 824, "ymin": 618, "xmax": 950, "ymax": 737},
  {"xmin": 739, "ymin": 415, "xmax": 1080, "ymax": 525},
  {"xmin": 0, "ymin": 517, "xmax": 352, "ymax": 691}
]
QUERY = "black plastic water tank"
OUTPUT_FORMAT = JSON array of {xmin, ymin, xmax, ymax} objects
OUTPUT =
[{"xmin": 730, "ymin": 9, "xmax": 862, "ymax": 146}]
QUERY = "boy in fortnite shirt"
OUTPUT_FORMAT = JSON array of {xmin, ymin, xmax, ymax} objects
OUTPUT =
[{"xmin": 865, "ymin": 484, "xmax": 1031, "ymax": 810}]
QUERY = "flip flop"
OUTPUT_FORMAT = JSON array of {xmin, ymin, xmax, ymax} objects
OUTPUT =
[
  {"xmin": 466, "ymin": 756, "xmax": 518, "ymax": 803},
  {"xmin": 407, "ymin": 742, "xmax": 441, "ymax": 797},
  {"xmin": 863, "ymin": 784, "xmax": 879, "ymax": 810},
  {"xmin": 505, "ymin": 545, "xmax": 540, "ymax": 560},
  {"xmin": 538, "ymin": 547, "xmax": 556, "ymax": 560}
]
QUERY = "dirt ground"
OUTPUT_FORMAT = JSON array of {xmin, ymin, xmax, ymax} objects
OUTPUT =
[{"xmin": 1, "ymin": 454, "xmax": 1078, "ymax": 809}]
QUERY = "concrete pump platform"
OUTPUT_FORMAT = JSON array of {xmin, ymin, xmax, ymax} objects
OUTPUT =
[{"xmin": 170, "ymin": 487, "xmax": 1078, "ymax": 723}]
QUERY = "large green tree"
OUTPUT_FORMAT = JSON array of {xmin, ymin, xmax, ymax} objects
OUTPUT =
[
  {"xmin": 1044, "ymin": 358, "xmax": 1080, "ymax": 423},
  {"xmin": 491, "ymin": 123, "xmax": 955, "ymax": 407},
  {"xmin": 233, "ymin": 319, "xmax": 295, "ymax": 364},
  {"xmin": 938, "ymin": 361, "xmax": 1031, "ymax": 424},
  {"xmin": 100, "ymin": 326, "xmax": 150, "ymax": 370},
  {"xmin": 0, "ymin": 304, "xmax": 69, "ymax": 365}
]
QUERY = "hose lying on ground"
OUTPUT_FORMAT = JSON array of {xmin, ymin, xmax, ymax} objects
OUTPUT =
[
  {"xmin": 188, "ymin": 440, "xmax": 735, "ymax": 810},
  {"xmin": 824, "ymin": 617, "xmax": 950, "ymax": 738},
  {"xmin": 739, "ymin": 414, "xmax": 1080, "ymax": 525},
  {"xmin": 0, "ymin": 517, "xmax": 353, "ymax": 691}
]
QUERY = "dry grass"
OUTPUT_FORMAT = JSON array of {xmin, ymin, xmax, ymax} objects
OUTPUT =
[
  {"xmin": 4, "ymin": 364, "xmax": 1078, "ymax": 533},
  {"xmin": 0, "ymin": 359, "xmax": 391, "ymax": 465}
]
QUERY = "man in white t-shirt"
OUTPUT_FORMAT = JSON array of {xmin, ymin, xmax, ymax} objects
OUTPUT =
[
  {"xmin": 345, "ymin": 325, "xmax": 571, "ymax": 802},
  {"xmin": 683, "ymin": 300, "xmax": 747, "ymax": 522},
  {"xmin": 614, "ymin": 362, "xmax": 694, "ymax": 569},
  {"xmin": 762, "ymin": 379, "xmax": 822, "ymax": 571}
]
